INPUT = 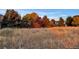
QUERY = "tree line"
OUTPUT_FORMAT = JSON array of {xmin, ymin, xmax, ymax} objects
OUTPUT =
[{"xmin": 0, "ymin": 9, "xmax": 79, "ymax": 28}]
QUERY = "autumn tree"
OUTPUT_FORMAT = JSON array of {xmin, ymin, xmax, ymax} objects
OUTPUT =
[
  {"xmin": 66, "ymin": 16, "xmax": 73, "ymax": 26},
  {"xmin": 22, "ymin": 12, "xmax": 41, "ymax": 28},
  {"xmin": 4, "ymin": 9, "xmax": 21, "ymax": 21},
  {"xmin": 31, "ymin": 17, "xmax": 42, "ymax": 28},
  {"xmin": 50, "ymin": 19, "xmax": 56, "ymax": 27},
  {"xmin": 42, "ymin": 15, "xmax": 51, "ymax": 28},
  {"xmin": 71, "ymin": 15, "xmax": 79, "ymax": 26},
  {"xmin": 58, "ymin": 17, "xmax": 65, "ymax": 26},
  {"xmin": 32, "ymin": 22, "xmax": 41, "ymax": 28},
  {"xmin": 2, "ymin": 9, "xmax": 21, "ymax": 27},
  {"xmin": 23, "ymin": 12, "xmax": 39, "ymax": 21}
]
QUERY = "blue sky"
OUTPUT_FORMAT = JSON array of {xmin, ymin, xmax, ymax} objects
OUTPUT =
[{"xmin": 0, "ymin": 9, "xmax": 79, "ymax": 20}]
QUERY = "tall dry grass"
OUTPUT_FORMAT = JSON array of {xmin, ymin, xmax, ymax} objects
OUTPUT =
[{"xmin": 0, "ymin": 27, "xmax": 79, "ymax": 49}]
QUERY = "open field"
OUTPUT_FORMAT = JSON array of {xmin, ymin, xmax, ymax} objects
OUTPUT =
[{"xmin": 0, "ymin": 27, "xmax": 79, "ymax": 49}]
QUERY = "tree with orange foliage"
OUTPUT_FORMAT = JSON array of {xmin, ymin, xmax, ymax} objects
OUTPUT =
[
  {"xmin": 2, "ymin": 9, "xmax": 21, "ymax": 28},
  {"xmin": 58, "ymin": 17, "xmax": 65, "ymax": 26},
  {"xmin": 32, "ymin": 17, "xmax": 43, "ymax": 28},
  {"xmin": 50, "ymin": 19, "xmax": 56, "ymax": 27},
  {"xmin": 42, "ymin": 16, "xmax": 51, "ymax": 28},
  {"xmin": 72, "ymin": 15, "xmax": 79, "ymax": 26},
  {"xmin": 23, "ymin": 12, "xmax": 39, "ymax": 22},
  {"xmin": 22, "ymin": 12, "xmax": 41, "ymax": 28},
  {"xmin": 32, "ymin": 22, "xmax": 41, "ymax": 28}
]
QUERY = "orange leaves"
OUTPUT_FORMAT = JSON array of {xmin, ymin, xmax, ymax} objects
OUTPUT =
[
  {"xmin": 23, "ymin": 12, "xmax": 39, "ymax": 22},
  {"xmin": 42, "ymin": 16, "xmax": 51, "ymax": 27},
  {"xmin": 66, "ymin": 15, "xmax": 79, "ymax": 26},
  {"xmin": 22, "ymin": 12, "xmax": 42, "ymax": 28},
  {"xmin": 30, "ymin": 12, "xmax": 39, "ymax": 21},
  {"xmin": 32, "ymin": 22, "xmax": 41, "ymax": 28},
  {"xmin": 72, "ymin": 15, "xmax": 79, "ymax": 26},
  {"xmin": 50, "ymin": 19, "xmax": 56, "ymax": 27},
  {"xmin": 3, "ymin": 9, "xmax": 79, "ymax": 28}
]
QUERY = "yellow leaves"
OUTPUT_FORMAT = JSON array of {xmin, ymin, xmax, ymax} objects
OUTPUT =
[
  {"xmin": 23, "ymin": 14, "xmax": 31, "ymax": 21},
  {"xmin": 72, "ymin": 15, "xmax": 79, "ymax": 25},
  {"xmin": 23, "ymin": 12, "xmax": 39, "ymax": 22}
]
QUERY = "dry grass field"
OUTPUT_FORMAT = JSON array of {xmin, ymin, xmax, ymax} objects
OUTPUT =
[{"xmin": 0, "ymin": 27, "xmax": 79, "ymax": 49}]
